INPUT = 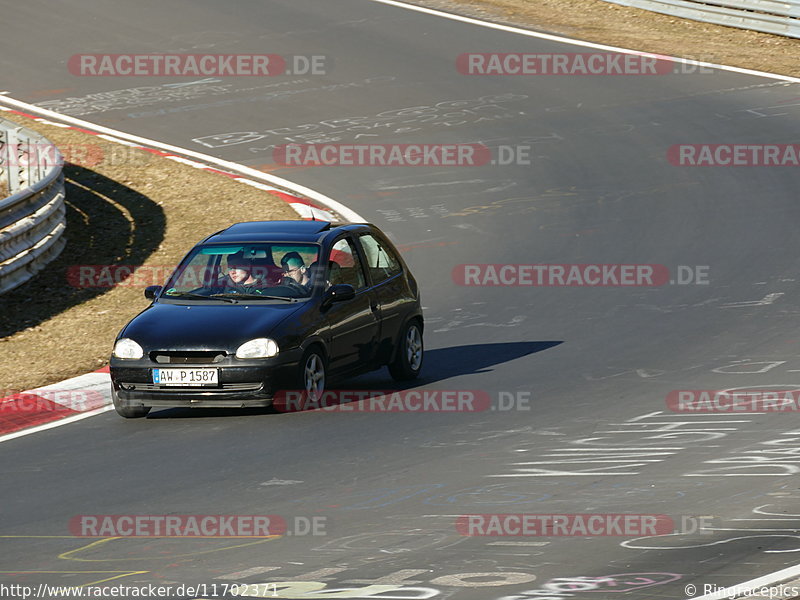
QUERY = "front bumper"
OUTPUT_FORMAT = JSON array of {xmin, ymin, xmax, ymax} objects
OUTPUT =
[{"xmin": 110, "ymin": 351, "xmax": 301, "ymax": 409}]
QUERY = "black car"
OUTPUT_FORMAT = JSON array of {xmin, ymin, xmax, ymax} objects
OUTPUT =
[{"xmin": 109, "ymin": 220, "xmax": 423, "ymax": 418}]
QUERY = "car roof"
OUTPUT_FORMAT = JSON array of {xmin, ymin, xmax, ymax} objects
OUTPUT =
[{"xmin": 201, "ymin": 220, "xmax": 374, "ymax": 244}]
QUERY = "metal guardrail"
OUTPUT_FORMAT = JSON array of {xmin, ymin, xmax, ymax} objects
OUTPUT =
[
  {"xmin": 598, "ymin": 0, "xmax": 800, "ymax": 38},
  {"xmin": 0, "ymin": 117, "xmax": 66, "ymax": 295}
]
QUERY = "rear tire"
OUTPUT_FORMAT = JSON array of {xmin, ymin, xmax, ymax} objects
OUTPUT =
[
  {"xmin": 389, "ymin": 320, "xmax": 423, "ymax": 381},
  {"xmin": 112, "ymin": 388, "xmax": 151, "ymax": 419}
]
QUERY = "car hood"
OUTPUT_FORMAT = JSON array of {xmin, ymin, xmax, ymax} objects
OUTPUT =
[{"xmin": 120, "ymin": 301, "xmax": 305, "ymax": 350}]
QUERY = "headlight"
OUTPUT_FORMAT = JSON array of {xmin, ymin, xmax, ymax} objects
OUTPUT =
[
  {"xmin": 236, "ymin": 338, "xmax": 279, "ymax": 359},
  {"xmin": 113, "ymin": 338, "xmax": 144, "ymax": 359}
]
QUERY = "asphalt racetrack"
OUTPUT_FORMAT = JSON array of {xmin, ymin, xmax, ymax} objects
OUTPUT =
[{"xmin": 2, "ymin": 1, "xmax": 800, "ymax": 598}]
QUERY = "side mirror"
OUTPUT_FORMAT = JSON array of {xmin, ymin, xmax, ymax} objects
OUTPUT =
[
  {"xmin": 144, "ymin": 285, "xmax": 162, "ymax": 300},
  {"xmin": 322, "ymin": 284, "xmax": 355, "ymax": 307}
]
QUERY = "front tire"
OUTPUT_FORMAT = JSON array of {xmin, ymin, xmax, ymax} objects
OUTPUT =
[
  {"xmin": 297, "ymin": 347, "xmax": 326, "ymax": 408},
  {"xmin": 389, "ymin": 320, "xmax": 423, "ymax": 381},
  {"xmin": 112, "ymin": 388, "xmax": 151, "ymax": 419}
]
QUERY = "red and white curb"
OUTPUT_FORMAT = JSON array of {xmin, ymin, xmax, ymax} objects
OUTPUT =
[{"xmin": 0, "ymin": 367, "xmax": 112, "ymax": 442}]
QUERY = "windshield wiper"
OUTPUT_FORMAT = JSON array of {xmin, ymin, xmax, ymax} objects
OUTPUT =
[
  {"xmin": 164, "ymin": 292, "xmax": 238, "ymax": 303},
  {"xmin": 211, "ymin": 293, "xmax": 299, "ymax": 302}
]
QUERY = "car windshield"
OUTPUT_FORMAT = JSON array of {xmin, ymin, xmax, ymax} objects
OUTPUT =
[{"xmin": 162, "ymin": 243, "xmax": 321, "ymax": 300}]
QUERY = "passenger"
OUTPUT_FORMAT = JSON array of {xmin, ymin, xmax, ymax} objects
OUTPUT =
[
  {"xmin": 221, "ymin": 252, "xmax": 264, "ymax": 295},
  {"xmin": 280, "ymin": 251, "xmax": 312, "ymax": 293}
]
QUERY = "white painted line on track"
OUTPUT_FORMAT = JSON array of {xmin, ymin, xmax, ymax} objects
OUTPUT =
[
  {"xmin": 0, "ymin": 95, "xmax": 365, "ymax": 223},
  {"xmin": 95, "ymin": 134, "xmax": 140, "ymax": 146},
  {"xmin": 368, "ymin": 0, "xmax": 800, "ymax": 84},
  {"xmin": 0, "ymin": 406, "xmax": 115, "ymax": 445},
  {"xmin": 689, "ymin": 564, "xmax": 800, "ymax": 600}
]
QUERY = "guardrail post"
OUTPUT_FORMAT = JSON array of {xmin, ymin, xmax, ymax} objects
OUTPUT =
[
  {"xmin": 0, "ymin": 128, "xmax": 6, "ymax": 193},
  {"xmin": 6, "ymin": 127, "xmax": 20, "ymax": 193}
]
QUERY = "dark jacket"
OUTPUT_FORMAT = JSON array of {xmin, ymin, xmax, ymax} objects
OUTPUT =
[{"xmin": 219, "ymin": 277, "xmax": 265, "ymax": 295}]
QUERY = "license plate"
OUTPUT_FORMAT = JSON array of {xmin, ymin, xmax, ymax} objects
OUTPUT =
[{"xmin": 152, "ymin": 368, "xmax": 218, "ymax": 386}]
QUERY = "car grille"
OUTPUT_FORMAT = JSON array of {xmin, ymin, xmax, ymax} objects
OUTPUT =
[
  {"xmin": 119, "ymin": 382, "xmax": 263, "ymax": 393},
  {"xmin": 150, "ymin": 351, "xmax": 226, "ymax": 364}
]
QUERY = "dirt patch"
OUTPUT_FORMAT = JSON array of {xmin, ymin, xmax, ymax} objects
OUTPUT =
[
  {"xmin": 0, "ymin": 111, "xmax": 298, "ymax": 393},
  {"xmin": 406, "ymin": 0, "xmax": 800, "ymax": 78}
]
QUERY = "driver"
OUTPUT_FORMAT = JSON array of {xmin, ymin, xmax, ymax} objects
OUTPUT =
[
  {"xmin": 221, "ymin": 252, "xmax": 265, "ymax": 295},
  {"xmin": 280, "ymin": 251, "xmax": 311, "ymax": 292}
]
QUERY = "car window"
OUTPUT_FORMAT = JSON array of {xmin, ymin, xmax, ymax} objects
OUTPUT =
[
  {"xmin": 170, "ymin": 252, "xmax": 219, "ymax": 291},
  {"xmin": 164, "ymin": 243, "xmax": 320, "ymax": 299},
  {"xmin": 271, "ymin": 245, "xmax": 319, "ymax": 272},
  {"xmin": 328, "ymin": 238, "xmax": 366, "ymax": 289},
  {"xmin": 358, "ymin": 233, "xmax": 402, "ymax": 284}
]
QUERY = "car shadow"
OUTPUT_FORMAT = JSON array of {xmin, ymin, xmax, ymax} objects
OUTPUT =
[
  {"xmin": 145, "ymin": 341, "xmax": 563, "ymax": 419},
  {"xmin": 412, "ymin": 341, "xmax": 563, "ymax": 384},
  {"xmin": 342, "ymin": 340, "xmax": 564, "ymax": 390},
  {"xmin": 0, "ymin": 165, "xmax": 166, "ymax": 337}
]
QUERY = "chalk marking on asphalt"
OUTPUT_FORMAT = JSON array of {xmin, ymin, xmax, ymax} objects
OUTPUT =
[
  {"xmin": 215, "ymin": 567, "xmax": 281, "ymax": 580},
  {"xmin": 368, "ymin": 0, "xmax": 800, "ymax": 84},
  {"xmin": 378, "ymin": 180, "xmax": 486, "ymax": 190},
  {"xmin": 59, "ymin": 536, "xmax": 279, "ymax": 562},
  {"xmin": 80, "ymin": 572, "xmax": 150, "ymax": 587},
  {"xmin": 0, "ymin": 95, "xmax": 365, "ymax": 223},
  {"xmin": 0, "ymin": 570, "xmax": 150, "ymax": 588},
  {"xmin": 491, "ymin": 471, "xmax": 642, "ymax": 477},
  {"xmin": 732, "ymin": 519, "xmax": 800, "ymax": 522},
  {"xmin": 487, "ymin": 541, "xmax": 550, "ymax": 546},
  {"xmin": 543, "ymin": 447, "xmax": 682, "ymax": 450},
  {"xmin": 703, "ymin": 527, "xmax": 800, "ymax": 532},
  {"xmin": 722, "ymin": 292, "xmax": 785, "ymax": 308}
]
